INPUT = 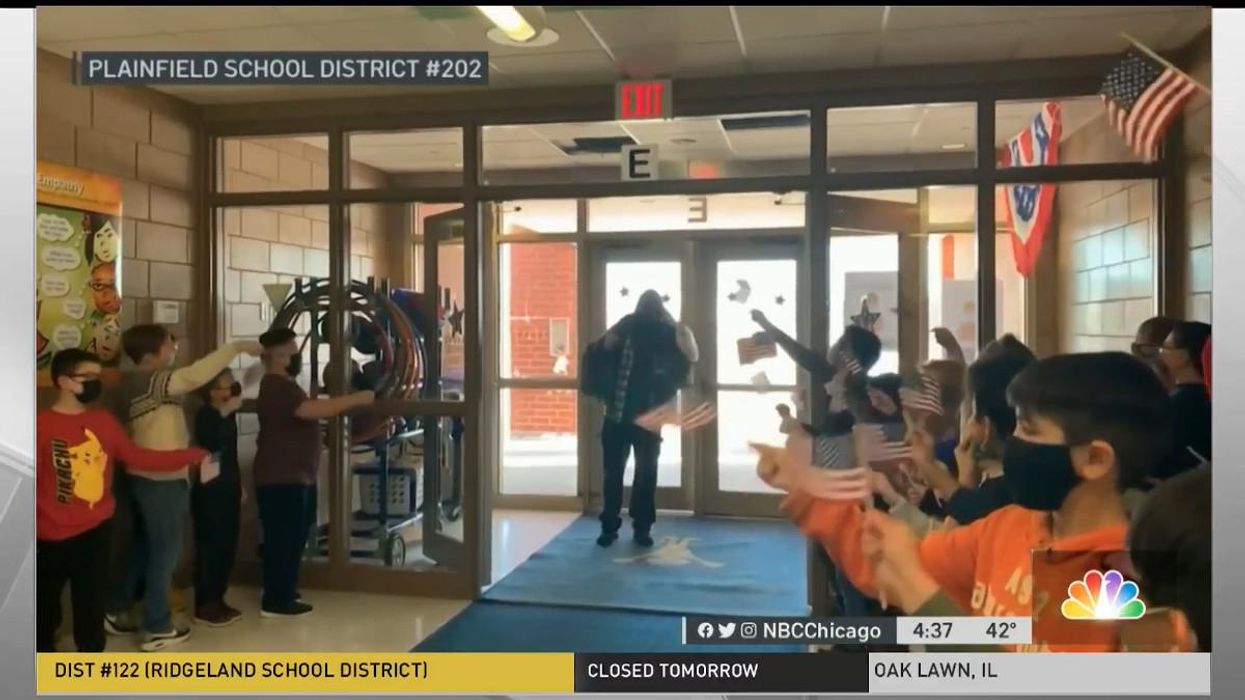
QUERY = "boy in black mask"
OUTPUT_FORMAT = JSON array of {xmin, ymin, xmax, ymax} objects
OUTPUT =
[{"xmin": 253, "ymin": 328, "xmax": 374, "ymax": 617}]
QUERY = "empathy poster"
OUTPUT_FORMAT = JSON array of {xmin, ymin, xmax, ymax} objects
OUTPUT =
[{"xmin": 36, "ymin": 162, "xmax": 123, "ymax": 379}]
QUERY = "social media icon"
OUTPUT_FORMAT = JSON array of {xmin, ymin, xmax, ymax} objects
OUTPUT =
[
  {"xmin": 717, "ymin": 622, "xmax": 737, "ymax": 639},
  {"xmin": 740, "ymin": 622, "xmax": 758, "ymax": 639},
  {"xmin": 697, "ymin": 622, "xmax": 715, "ymax": 639}
]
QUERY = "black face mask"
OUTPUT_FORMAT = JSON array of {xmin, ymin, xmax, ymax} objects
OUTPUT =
[
  {"xmin": 286, "ymin": 353, "xmax": 303, "ymax": 378},
  {"xmin": 229, "ymin": 382, "xmax": 243, "ymax": 397},
  {"xmin": 76, "ymin": 379, "xmax": 103, "ymax": 404},
  {"xmin": 1003, "ymin": 436, "xmax": 1081, "ymax": 512}
]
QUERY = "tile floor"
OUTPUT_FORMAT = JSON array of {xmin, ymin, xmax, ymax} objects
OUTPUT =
[{"xmin": 71, "ymin": 509, "xmax": 579, "ymax": 653}]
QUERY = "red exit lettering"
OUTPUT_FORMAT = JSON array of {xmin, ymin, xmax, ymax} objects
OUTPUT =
[{"xmin": 617, "ymin": 81, "xmax": 669, "ymax": 120}]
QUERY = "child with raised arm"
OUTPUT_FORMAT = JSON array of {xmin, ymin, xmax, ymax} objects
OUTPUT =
[
  {"xmin": 106, "ymin": 325, "xmax": 261, "ymax": 651},
  {"xmin": 253, "ymin": 328, "xmax": 375, "ymax": 618},
  {"xmin": 762, "ymin": 352, "xmax": 1171, "ymax": 652},
  {"xmin": 37, "ymin": 349, "xmax": 207, "ymax": 652}
]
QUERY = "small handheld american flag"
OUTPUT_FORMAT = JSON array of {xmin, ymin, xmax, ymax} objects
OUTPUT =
[
  {"xmin": 899, "ymin": 372, "xmax": 944, "ymax": 417},
  {"xmin": 737, "ymin": 332, "xmax": 778, "ymax": 365},
  {"xmin": 801, "ymin": 432, "xmax": 871, "ymax": 502},
  {"xmin": 831, "ymin": 347, "xmax": 864, "ymax": 377},
  {"xmin": 1099, "ymin": 48, "xmax": 1200, "ymax": 161}
]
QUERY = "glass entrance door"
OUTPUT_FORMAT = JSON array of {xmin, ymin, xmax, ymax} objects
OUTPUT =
[
  {"xmin": 585, "ymin": 241, "xmax": 693, "ymax": 513},
  {"xmin": 695, "ymin": 240, "xmax": 803, "ymax": 517}
]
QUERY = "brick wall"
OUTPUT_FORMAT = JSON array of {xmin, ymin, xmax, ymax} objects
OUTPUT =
[
  {"xmin": 506, "ymin": 243, "xmax": 577, "ymax": 435},
  {"xmin": 36, "ymin": 49, "xmax": 200, "ymax": 361},
  {"xmin": 1184, "ymin": 37, "xmax": 1212, "ymax": 323}
]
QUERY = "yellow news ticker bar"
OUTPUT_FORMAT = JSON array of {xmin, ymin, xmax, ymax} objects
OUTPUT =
[{"xmin": 38, "ymin": 653, "xmax": 575, "ymax": 694}]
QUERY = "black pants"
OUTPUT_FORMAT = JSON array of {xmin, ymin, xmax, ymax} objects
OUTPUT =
[
  {"xmin": 192, "ymin": 479, "xmax": 241, "ymax": 610},
  {"xmin": 600, "ymin": 420, "xmax": 661, "ymax": 534},
  {"xmin": 37, "ymin": 520, "xmax": 112, "ymax": 652},
  {"xmin": 256, "ymin": 484, "xmax": 316, "ymax": 610}
]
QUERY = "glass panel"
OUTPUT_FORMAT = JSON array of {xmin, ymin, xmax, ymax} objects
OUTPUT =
[
  {"xmin": 410, "ymin": 203, "xmax": 467, "ymax": 401},
  {"xmin": 498, "ymin": 199, "xmax": 578, "ymax": 236},
  {"xmin": 925, "ymin": 233, "xmax": 980, "ymax": 362},
  {"xmin": 716, "ymin": 258, "xmax": 798, "ymax": 387},
  {"xmin": 604, "ymin": 259, "xmax": 682, "ymax": 488},
  {"xmin": 996, "ymin": 97, "xmax": 1144, "ymax": 168},
  {"xmin": 826, "ymin": 103, "xmax": 976, "ymax": 172},
  {"xmin": 589, "ymin": 192, "xmax": 805, "ymax": 233},
  {"xmin": 829, "ymin": 234, "xmax": 900, "ymax": 375},
  {"xmin": 483, "ymin": 111, "xmax": 810, "ymax": 185},
  {"xmin": 500, "ymin": 243, "xmax": 578, "ymax": 379},
  {"xmin": 345, "ymin": 415, "xmax": 468, "ymax": 570},
  {"xmin": 500, "ymin": 388, "xmax": 578, "ymax": 496},
  {"xmin": 1009, "ymin": 179, "xmax": 1158, "ymax": 355},
  {"xmin": 348, "ymin": 128, "xmax": 464, "ymax": 188},
  {"xmin": 716, "ymin": 390, "xmax": 787, "ymax": 494},
  {"xmin": 218, "ymin": 135, "xmax": 329, "ymax": 192}
]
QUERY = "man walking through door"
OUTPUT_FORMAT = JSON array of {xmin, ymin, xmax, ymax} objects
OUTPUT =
[{"xmin": 582, "ymin": 290, "xmax": 698, "ymax": 548}]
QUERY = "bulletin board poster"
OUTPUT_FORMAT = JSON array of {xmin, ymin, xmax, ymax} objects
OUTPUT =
[{"xmin": 36, "ymin": 162, "xmax": 124, "ymax": 383}]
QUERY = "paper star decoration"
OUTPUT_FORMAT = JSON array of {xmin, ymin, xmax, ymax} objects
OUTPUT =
[
  {"xmin": 447, "ymin": 302, "xmax": 465, "ymax": 340},
  {"xmin": 620, "ymin": 287, "xmax": 630, "ymax": 298},
  {"xmin": 851, "ymin": 298, "xmax": 881, "ymax": 332},
  {"xmin": 775, "ymin": 295, "xmax": 786, "ymax": 306}
]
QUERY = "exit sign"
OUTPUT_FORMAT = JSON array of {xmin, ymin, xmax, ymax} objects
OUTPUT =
[{"xmin": 615, "ymin": 79, "xmax": 673, "ymax": 121}]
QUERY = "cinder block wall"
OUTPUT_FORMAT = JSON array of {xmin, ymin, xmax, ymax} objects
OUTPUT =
[
  {"xmin": 1184, "ymin": 37, "xmax": 1212, "ymax": 323},
  {"xmin": 37, "ymin": 49, "xmax": 200, "ymax": 363}
]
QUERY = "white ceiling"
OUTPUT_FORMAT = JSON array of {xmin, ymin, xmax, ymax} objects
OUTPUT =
[{"xmin": 37, "ymin": 6, "xmax": 1210, "ymax": 104}]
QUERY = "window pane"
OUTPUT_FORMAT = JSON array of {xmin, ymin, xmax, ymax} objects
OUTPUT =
[
  {"xmin": 717, "ymin": 390, "xmax": 786, "ymax": 494},
  {"xmin": 716, "ymin": 259, "xmax": 799, "ymax": 386},
  {"xmin": 219, "ymin": 135, "xmax": 329, "ymax": 193},
  {"xmin": 926, "ymin": 233, "xmax": 980, "ymax": 362},
  {"xmin": 483, "ymin": 112, "xmax": 809, "ymax": 186},
  {"xmin": 827, "ymin": 103, "xmax": 975, "ymax": 172},
  {"xmin": 501, "ymin": 388, "xmax": 577, "ymax": 497},
  {"xmin": 830, "ymin": 234, "xmax": 899, "ymax": 375},
  {"xmin": 500, "ymin": 242, "xmax": 578, "ymax": 379},
  {"xmin": 349, "ymin": 128, "xmax": 464, "ymax": 188},
  {"xmin": 498, "ymin": 199, "xmax": 578, "ymax": 235},
  {"xmin": 1009, "ymin": 179, "xmax": 1158, "ymax": 354},
  {"xmin": 996, "ymin": 97, "xmax": 1143, "ymax": 168},
  {"xmin": 589, "ymin": 192, "xmax": 805, "ymax": 233}
]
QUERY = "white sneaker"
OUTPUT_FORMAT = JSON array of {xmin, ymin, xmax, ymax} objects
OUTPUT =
[{"xmin": 140, "ymin": 626, "xmax": 192, "ymax": 652}]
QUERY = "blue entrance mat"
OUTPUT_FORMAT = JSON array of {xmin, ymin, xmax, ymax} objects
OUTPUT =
[
  {"xmin": 415, "ymin": 601, "xmax": 805, "ymax": 653},
  {"xmin": 483, "ymin": 515, "xmax": 809, "ymax": 617}
]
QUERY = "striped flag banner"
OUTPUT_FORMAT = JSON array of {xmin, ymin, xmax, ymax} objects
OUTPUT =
[
  {"xmin": 635, "ymin": 401, "xmax": 717, "ymax": 433},
  {"xmin": 899, "ymin": 372, "xmax": 944, "ymax": 417},
  {"xmin": 737, "ymin": 332, "xmax": 778, "ymax": 365},
  {"xmin": 1099, "ymin": 49, "xmax": 1199, "ymax": 160}
]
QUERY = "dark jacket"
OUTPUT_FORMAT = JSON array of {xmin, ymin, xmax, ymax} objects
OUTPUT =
[{"xmin": 581, "ymin": 315, "xmax": 690, "ymax": 421}]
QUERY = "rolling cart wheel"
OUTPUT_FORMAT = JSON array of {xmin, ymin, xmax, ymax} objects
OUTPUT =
[{"xmin": 383, "ymin": 533, "xmax": 406, "ymax": 567}]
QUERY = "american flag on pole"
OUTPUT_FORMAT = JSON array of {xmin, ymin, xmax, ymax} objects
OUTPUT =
[
  {"xmin": 737, "ymin": 332, "xmax": 778, "ymax": 365},
  {"xmin": 1100, "ymin": 49, "xmax": 1199, "ymax": 161}
]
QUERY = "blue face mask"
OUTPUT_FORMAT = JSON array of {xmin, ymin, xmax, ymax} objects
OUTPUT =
[{"xmin": 1002, "ymin": 436, "xmax": 1081, "ymax": 512}]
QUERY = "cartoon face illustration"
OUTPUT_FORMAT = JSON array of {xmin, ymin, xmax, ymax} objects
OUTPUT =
[
  {"xmin": 91, "ymin": 315, "xmax": 121, "ymax": 361},
  {"xmin": 91, "ymin": 220, "xmax": 120, "ymax": 263},
  {"xmin": 67, "ymin": 428, "xmax": 107, "ymax": 508},
  {"xmin": 89, "ymin": 263, "xmax": 121, "ymax": 316}
]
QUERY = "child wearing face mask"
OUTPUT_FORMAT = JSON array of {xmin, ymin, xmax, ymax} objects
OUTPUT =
[
  {"xmin": 190, "ymin": 369, "xmax": 245, "ymax": 627},
  {"xmin": 254, "ymin": 328, "xmax": 375, "ymax": 618},
  {"xmin": 106, "ymin": 326, "xmax": 262, "ymax": 650},
  {"xmin": 761, "ymin": 352, "xmax": 1171, "ymax": 652},
  {"xmin": 37, "ymin": 349, "xmax": 208, "ymax": 652},
  {"xmin": 1157, "ymin": 321, "xmax": 1212, "ymax": 480}
]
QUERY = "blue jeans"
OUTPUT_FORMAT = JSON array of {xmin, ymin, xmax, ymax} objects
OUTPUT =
[{"xmin": 109, "ymin": 477, "xmax": 188, "ymax": 633}]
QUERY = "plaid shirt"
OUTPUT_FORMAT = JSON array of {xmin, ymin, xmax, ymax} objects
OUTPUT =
[{"xmin": 606, "ymin": 335, "xmax": 635, "ymax": 422}]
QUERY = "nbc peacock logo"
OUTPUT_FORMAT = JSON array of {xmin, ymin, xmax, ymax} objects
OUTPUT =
[{"xmin": 1061, "ymin": 569, "xmax": 1147, "ymax": 620}]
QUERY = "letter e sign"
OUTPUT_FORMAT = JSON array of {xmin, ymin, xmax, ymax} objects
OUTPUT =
[{"xmin": 621, "ymin": 144, "xmax": 659, "ymax": 181}]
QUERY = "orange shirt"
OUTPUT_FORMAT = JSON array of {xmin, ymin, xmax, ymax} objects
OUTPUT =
[{"xmin": 786, "ymin": 495, "xmax": 1128, "ymax": 652}]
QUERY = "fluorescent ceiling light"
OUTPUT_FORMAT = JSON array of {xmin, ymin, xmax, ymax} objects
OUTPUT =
[{"xmin": 476, "ymin": 6, "xmax": 536, "ymax": 42}]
